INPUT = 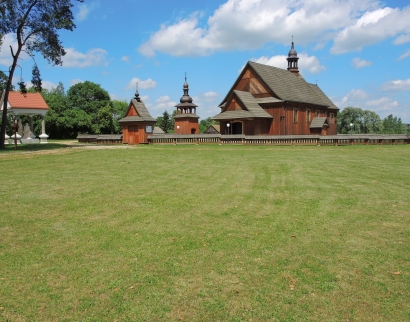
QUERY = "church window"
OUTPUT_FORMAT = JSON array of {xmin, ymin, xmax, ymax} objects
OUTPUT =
[
  {"xmin": 293, "ymin": 109, "xmax": 298, "ymax": 123},
  {"xmin": 330, "ymin": 113, "xmax": 334, "ymax": 124},
  {"xmin": 316, "ymin": 110, "xmax": 320, "ymax": 117},
  {"xmin": 307, "ymin": 110, "xmax": 311, "ymax": 123}
]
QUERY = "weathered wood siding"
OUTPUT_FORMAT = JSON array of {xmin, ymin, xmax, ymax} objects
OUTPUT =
[{"xmin": 174, "ymin": 118, "xmax": 199, "ymax": 134}]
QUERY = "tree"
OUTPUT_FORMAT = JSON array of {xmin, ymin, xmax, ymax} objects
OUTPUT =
[
  {"xmin": 112, "ymin": 99, "xmax": 129, "ymax": 133},
  {"xmin": 0, "ymin": 0, "xmax": 83, "ymax": 149},
  {"xmin": 157, "ymin": 110, "xmax": 174, "ymax": 133},
  {"xmin": 382, "ymin": 114, "xmax": 406, "ymax": 134},
  {"xmin": 31, "ymin": 64, "xmax": 42, "ymax": 92},
  {"xmin": 0, "ymin": 70, "xmax": 14, "ymax": 92},
  {"xmin": 67, "ymin": 81, "xmax": 111, "ymax": 115},
  {"xmin": 337, "ymin": 107, "xmax": 365, "ymax": 134}
]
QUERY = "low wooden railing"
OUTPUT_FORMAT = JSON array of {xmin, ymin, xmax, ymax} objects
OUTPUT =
[{"xmin": 148, "ymin": 134, "xmax": 410, "ymax": 145}]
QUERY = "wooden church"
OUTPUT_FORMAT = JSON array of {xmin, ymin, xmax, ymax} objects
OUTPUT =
[
  {"xmin": 119, "ymin": 89, "xmax": 156, "ymax": 144},
  {"xmin": 212, "ymin": 42, "xmax": 339, "ymax": 135},
  {"xmin": 173, "ymin": 76, "xmax": 200, "ymax": 134}
]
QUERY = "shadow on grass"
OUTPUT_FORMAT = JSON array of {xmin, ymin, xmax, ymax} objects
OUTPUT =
[{"xmin": 0, "ymin": 143, "xmax": 71, "ymax": 153}]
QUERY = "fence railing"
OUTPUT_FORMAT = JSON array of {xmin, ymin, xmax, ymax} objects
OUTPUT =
[{"xmin": 148, "ymin": 134, "xmax": 410, "ymax": 145}]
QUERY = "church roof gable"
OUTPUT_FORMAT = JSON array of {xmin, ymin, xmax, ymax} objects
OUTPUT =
[
  {"xmin": 213, "ymin": 90, "xmax": 272, "ymax": 120},
  {"xmin": 119, "ymin": 98, "xmax": 156, "ymax": 123},
  {"xmin": 248, "ymin": 61, "xmax": 332, "ymax": 107}
]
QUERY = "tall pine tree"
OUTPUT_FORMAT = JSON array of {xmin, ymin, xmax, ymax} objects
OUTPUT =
[{"xmin": 31, "ymin": 64, "xmax": 42, "ymax": 92}]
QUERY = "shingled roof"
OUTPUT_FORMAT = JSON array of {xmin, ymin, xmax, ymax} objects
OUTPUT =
[
  {"xmin": 119, "ymin": 98, "xmax": 156, "ymax": 123},
  {"xmin": 310, "ymin": 117, "xmax": 329, "ymax": 128},
  {"xmin": 213, "ymin": 90, "xmax": 273, "ymax": 120},
  {"xmin": 218, "ymin": 61, "xmax": 338, "ymax": 111},
  {"xmin": 248, "ymin": 61, "xmax": 338, "ymax": 109}
]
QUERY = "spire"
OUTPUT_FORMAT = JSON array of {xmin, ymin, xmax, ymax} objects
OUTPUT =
[
  {"xmin": 286, "ymin": 37, "xmax": 299, "ymax": 76},
  {"xmin": 180, "ymin": 73, "xmax": 192, "ymax": 104},
  {"xmin": 134, "ymin": 83, "xmax": 141, "ymax": 102}
]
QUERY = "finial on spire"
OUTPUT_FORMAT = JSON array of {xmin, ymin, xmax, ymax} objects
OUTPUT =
[
  {"xmin": 134, "ymin": 82, "xmax": 141, "ymax": 102},
  {"xmin": 291, "ymin": 35, "xmax": 294, "ymax": 42}
]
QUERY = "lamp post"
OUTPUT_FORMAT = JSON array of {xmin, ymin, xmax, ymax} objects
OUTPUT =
[
  {"xmin": 350, "ymin": 122, "xmax": 353, "ymax": 135},
  {"xmin": 226, "ymin": 123, "xmax": 230, "ymax": 135}
]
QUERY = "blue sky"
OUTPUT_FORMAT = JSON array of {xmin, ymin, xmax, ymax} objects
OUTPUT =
[{"xmin": 1, "ymin": 0, "xmax": 410, "ymax": 122}]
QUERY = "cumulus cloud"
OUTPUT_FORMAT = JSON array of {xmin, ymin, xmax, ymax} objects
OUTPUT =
[
  {"xmin": 366, "ymin": 97, "xmax": 398, "ymax": 111},
  {"xmin": 381, "ymin": 78, "xmax": 410, "ymax": 91},
  {"xmin": 331, "ymin": 6, "xmax": 410, "ymax": 54},
  {"xmin": 152, "ymin": 95, "xmax": 177, "ymax": 112},
  {"xmin": 250, "ymin": 53, "xmax": 326, "ymax": 74},
  {"xmin": 125, "ymin": 77, "xmax": 157, "ymax": 90},
  {"xmin": 0, "ymin": 34, "xmax": 29, "ymax": 66},
  {"xmin": 121, "ymin": 56, "xmax": 130, "ymax": 63},
  {"xmin": 337, "ymin": 89, "xmax": 368, "ymax": 107},
  {"xmin": 203, "ymin": 91, "xmax": 219, "ymax": 101},
  {"xmin": 70, "ymin": 79, "xmax": 83, "ymax": 86},
  {"xmin": 352, "ymin": 57, "xmax": 372, "ymax": 69},
  {"xmin": 393, "ymin": 34, "xmax": 410, "ymax": 45},
  {"xmin": 398, "ymin": 49, "xmax": 410, "ymax": 60},
  {"xmin": 138, "ymin": 0, "xmax": 408, "ymax": 57},
  {"xmin": 76, "ymin": 2, "xmax": 100, "ymax": 22},
  {"xmin": 61, "ymin": 48, "xmax": 108, "ymax": 68}
]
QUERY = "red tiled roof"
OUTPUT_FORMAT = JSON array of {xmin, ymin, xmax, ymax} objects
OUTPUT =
[{"xmin": 6, "ymin": 92, "xmax": 49, "ymax": 110}]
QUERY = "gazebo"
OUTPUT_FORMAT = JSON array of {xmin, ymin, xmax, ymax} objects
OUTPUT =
[{"xmin": 1, "ymin": 91, "xmax": 49, "ymax": 143}]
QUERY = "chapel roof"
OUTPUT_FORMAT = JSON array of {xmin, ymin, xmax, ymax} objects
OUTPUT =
[
  {"xmin": 119, "ymin": 90, "xmax": 156, "ymax": 123},
  {"xmin": 1, "ymin": 91, "xmax": 49, "ymax": 110}
]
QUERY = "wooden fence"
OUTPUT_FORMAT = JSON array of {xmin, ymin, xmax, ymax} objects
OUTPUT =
[{"xmin": 148, "ymin": 134, "xmax": 410, "ymax": 146}]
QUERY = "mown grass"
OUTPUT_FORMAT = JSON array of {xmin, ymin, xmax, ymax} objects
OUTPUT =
[{"xmin": 0, "ymin": 144, "xmax": 409, "ymax": 321}]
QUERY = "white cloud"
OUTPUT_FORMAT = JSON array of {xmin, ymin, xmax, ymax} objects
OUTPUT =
[
  {"xmin": 203, "ymin": 91, "xmax": 219, "ymax": 101},
  {"xmin": 331, "ymin": 6, "xmax": 410, "ymax": 54},
  {"xmin": 76, "ymin": 2, "xmax": 100, "ymax": 22},
  {"xmin": 61, "ymin": 48, "xmax": 108, "ymax": 68},
  {"xmin": 393, "ymin": 34, "xmax": 410, "ymax": 45},
  {"xmin": 398, "ymin": 49, "xmax": 410, "ymax": 60},
  {"xmin": 152, "ymin": 95, "xmax": 176, "ymax": 112},
  {"xmin": 250, "ymin": 53, "xmax": 326, "ymax": 74},
  {"xmin": 121, "ymin": 56, "xmax": 130, "ymax": 63},
  {"xmin": 138, "ymin": 0, "xmax": 405, "ymax": 57},
  {"xmin": 381, "ymin": 78, "xmax": 410, "ymax": 92},
  {"xmin": 352, "ymin": 57, "xmax": 372, "ymax": 69},
  {"xmin": 125, "ymin": 77, "xmax": 157, "ymax": 90},
  {"xmin": 366, "ymin": 97, "xmax": 398, "ymax": 112},
  {"xmin": 70, "ymin": 79, "xmax": 83, "ymax": 86},
  {"xmin": 336, "ymin": 89, "xmax": 368, "ymax": 107},
  {"xmin": 0, "ymin": 34, "xmax": 29, "ymax": 66}
]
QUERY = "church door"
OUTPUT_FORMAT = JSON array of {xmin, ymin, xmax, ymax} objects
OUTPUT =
[
  {"xmin": 232, "ymin": 122, "xmax": 243, "ymax": 134},
  {"xmin": 128, "ymin": 125, "xmax": 139, "ymax": 145}
]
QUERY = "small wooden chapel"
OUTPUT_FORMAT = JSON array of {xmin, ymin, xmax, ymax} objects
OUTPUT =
[
  {"xmin": 119, "ymin": 89, "xmax": 156, "ymax": 144},
  {"xmin": 212, "ymin": 42, "xmax": 339, "ymax": 135}
]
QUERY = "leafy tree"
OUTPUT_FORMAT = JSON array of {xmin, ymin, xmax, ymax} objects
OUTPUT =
[
  {"xmin": 0, "ymin": 70, "xmax": 14, "ymax": 92},
  {"xmin": 112, "ymin": 99, "xmax": 129, "ymax": 133},
  {"xmin": 361, "ymin": 110, "xmax": 383, "ymax": 134},
  {"xmin": 31, "ymin": 64, "xmax": 42, "ymax": 92},
  {"xmin": 199, "ymin": 117, "xmax": 218, "ymax": 133},
  {"xmin": 67, "ymin": 81, "xmax": 111, "ymax": 115},
  {"xmin": 0, "ymin": 0, "xmax": 83, "ymax": 149},
  {"xmin": 337, "ymin": 107, "xmax": 365, "ymax": 134},
  {"xmin": 382, "ymin": 114, "xmax": 406, "ymax": 134}
]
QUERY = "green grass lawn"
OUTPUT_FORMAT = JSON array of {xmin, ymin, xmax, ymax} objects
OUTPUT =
[{"xmin": 0, "ymin": 144, "xmax": 409, "ymax": 321}]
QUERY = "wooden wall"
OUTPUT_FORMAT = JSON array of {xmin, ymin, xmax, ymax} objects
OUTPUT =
[
  {"xmin": 220, "ymin": 65, "xmax": 339, "ymax": 135},
  {"xmin": 174, "ymin": 118, "xmax": 199, "ymax": 134}
]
